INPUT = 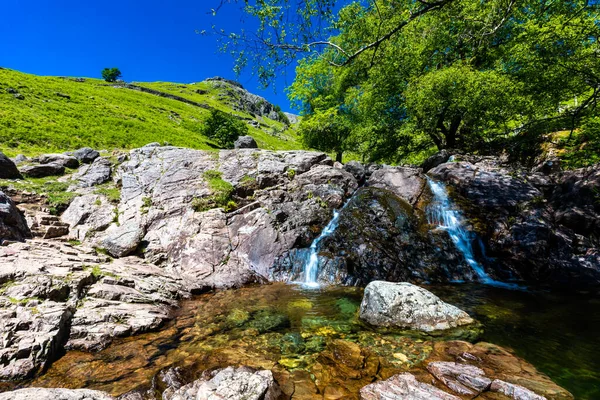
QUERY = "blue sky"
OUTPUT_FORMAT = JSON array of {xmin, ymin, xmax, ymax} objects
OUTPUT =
[{"xmin": 0, "ymin": 0, "xmax": 298, "ymax": 112}]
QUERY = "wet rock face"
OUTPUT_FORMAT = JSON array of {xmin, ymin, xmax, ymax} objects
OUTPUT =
[
  {"xmin": 359, "ymin": 281, "xmax": 475, "ymax": 332},
  {"xmin": 0, "ymin": 191, "xmax": 30, "ymax": 243},
  {"xmin": 0, "ymin": 388, "xmax": 115, "ymax": 400},
  {"xmin": 429, "ymin": 160, "xmax": 600, "ymax": 289},
  {"xmin": 274, "ymin": 186, "xmax": 472, "ymax": 286},
  {"xmin": 0, "ymin": 152, "xmax": 23, "ymax": 179}
]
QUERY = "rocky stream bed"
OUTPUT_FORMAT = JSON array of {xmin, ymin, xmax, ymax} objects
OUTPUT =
[{"xmin": 0, "ymin": 145, "xmax": 598, "ymax": 399}]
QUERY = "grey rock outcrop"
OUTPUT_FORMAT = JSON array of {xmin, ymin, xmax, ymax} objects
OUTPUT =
[
  {"xmin": 234, "ymin": 135, "xmax": 258, "ymax": 149},
  {"xmin": 61, "ymin": 194, "xmax": 115, "ymax": 241},
  {"xmin": 359, "ymin": 281, "xmax": 474, "ymax": 331},
  {"xmin": 367, "ymin": 166, "xmax": 426, "ymax": 206},
  {"xmin": 20, "ymin": 163, "xmax": 65, "ymax": 178},
  {"xmin": 71, "ymin": 157, "xmax": 112, "ymax": 187},
  {"xmin": 0, "ymin": 152, "xmax": 22, "ymax": 179},
  {"xmin": 100, "ymin": 221, "xmax": 145, "ymax": 258},
  {"xmin": 421, "ymin": 149, "xmax": 452, "ymax": 172},
  {"xmin": 72, "ymin": 147, "xmax": 100, "ymax": 164},
  {"xmin": 39, "ymin": 153, "xmax": 79, "ymax": 169},
  {"xmin": 0, "ymin": 191, "xmax": 30, "ymax": 243},
  {"xmin": 164, "ymin": 366, "xmax": 283, "ymax": 400},
  {"xmin": 360, "ymin": 373, "xmax": 460, "ymax": 400},
  {"xmin": 0, "ymin": 388, "xmax": 114, "ymax": 400},
  {"xmin": 0, "ymin": 239, "xmax": 186, "ymax": 373},
  {"xmin": 82, "ymin": 147, "xmax": 355, "ymax": 291}
]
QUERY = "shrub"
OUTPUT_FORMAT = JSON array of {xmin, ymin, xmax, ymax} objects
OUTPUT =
[
  {"xmin": 101, "ymin": 68, "xmax": 122, "ymax": 83},
  {"xmin": 199, "ymin": 109, "xmax": 248, "ymax": 148}
]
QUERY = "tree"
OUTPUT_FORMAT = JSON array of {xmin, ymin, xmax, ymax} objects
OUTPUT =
[
  {"xmin": 214, "ymin": 0, "xmax": 600, "ymax": 163},
  {"xmin": 200, "ymin": 109, "xmax": 249, "ymax": 148},
  {"xmin": 101, "ymin": 68, "xmax": 122, "ymax": 83}
]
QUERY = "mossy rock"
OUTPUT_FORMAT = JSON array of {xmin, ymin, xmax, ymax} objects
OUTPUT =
[{"xmin": 246, "ymin": 309, "xmax": 290, "ymax": 333}]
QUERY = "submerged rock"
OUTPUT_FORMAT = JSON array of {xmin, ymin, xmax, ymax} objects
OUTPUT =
[
  {"xmin": 359, "ymin": 281, "xmax": 474, "ymax": 332},
  {"xmin": 360, "ymin": 373, "xmax": 460, "ymax": 400},
  {"xmin": 0, "ymin": 388, "xmax": 114, "ymax": 400}
]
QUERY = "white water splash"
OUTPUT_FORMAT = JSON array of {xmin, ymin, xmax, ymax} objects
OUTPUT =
[
  {"xmin": 427, "ymin": 178, "xmax": 492, "ymax": 281},
  {"xmin": 427, "ymin": 178, "xmax": 523, "ymax": 290},
  {"xmin": 303, "ymin": 196, "xmax": 356, "ymax": 288}
]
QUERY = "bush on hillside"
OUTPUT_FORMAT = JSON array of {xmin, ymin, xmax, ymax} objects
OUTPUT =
[
  {"xmin": 101, "ymin": 68, "xmax": 122, "ymax": 83},
  {"xmin": 200, "ymin": 109, "xmax": 248, "ymax": 148}
]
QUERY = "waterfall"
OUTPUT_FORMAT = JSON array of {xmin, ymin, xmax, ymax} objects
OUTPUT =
[
  {"xmin": 303, "ymin": 196, "xmax": 354, "ymax": 288},
  {"xmin": 427, "ymin": 178, "xmax": 523, "ymax": 289}
]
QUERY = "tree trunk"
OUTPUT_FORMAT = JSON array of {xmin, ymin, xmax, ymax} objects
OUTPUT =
[{"xmin": 336, "ymin": 151, "xmax": 343, "ymax": 163}]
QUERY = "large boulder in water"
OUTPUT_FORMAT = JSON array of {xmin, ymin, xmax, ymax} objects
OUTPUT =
[
  {"xmin": 359, "ymin": 281, "xmax": 475, "ymax": 331},
  {"xmin": 0, "ymin": 152, "xmax": 22, "ymax": 179}
]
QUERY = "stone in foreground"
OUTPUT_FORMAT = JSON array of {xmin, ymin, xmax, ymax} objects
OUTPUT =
[
  {"xmin": 359, "ymin": 281, "xmax": 474, "ymax": 331},
  {"xmin": 0, "ymin": 388, "xmax": 114, "ymax": 400},
  {"xmin": 360, "ymin": 373, "xmax": 460, "ymax": 400},
  {"xmin": 165, "ymin": 366, "xmax": 282, "ymax": 400},
  {"xmin": 427, "ymin": 361, "xmax": 492, "ymax": 395},
  {"xmin": 491, "ymin": 380, "xmax": 547, "ymax": 400}
]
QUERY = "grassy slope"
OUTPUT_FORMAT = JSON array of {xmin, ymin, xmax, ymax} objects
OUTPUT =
[{"xmin": 0, "ymin": 68, "xmax": 301, "ymax": 157}]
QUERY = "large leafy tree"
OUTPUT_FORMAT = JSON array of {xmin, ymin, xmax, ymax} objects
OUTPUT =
[{"xmin": 215, "ymin": 0, "xmax": 600, "ymax": 163}]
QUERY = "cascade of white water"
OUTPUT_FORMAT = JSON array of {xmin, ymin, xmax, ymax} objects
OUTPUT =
[
  {"xmin": 303, "ymin": 196, "xmax": 354, "ymax": 288},
  {"xmin": 427, "ymin": 178, "xmax": 493, "ymax": 282},
  {"xmin": 427, "ymin": 178, "xmax": 523, "ymax": 289}
]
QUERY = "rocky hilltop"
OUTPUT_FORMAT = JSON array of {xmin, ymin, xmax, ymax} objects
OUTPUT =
[{"xmin": 0, "ymin": 144, "xmax": 597, "ymax": 398}]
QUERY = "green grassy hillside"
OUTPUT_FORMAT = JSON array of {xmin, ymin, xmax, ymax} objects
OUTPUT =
[{"xmin": 0, "ymin": 68, "xmax": 301, "ymax": 156}]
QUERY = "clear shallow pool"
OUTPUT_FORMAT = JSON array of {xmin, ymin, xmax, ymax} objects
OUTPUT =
[
  {"xmin": 1, "ymin": 283, "xmax": 597, "ymax": 399},
  {"xmin": 429, "ymin": 284, "xmax": 600, "ymax": 400}
]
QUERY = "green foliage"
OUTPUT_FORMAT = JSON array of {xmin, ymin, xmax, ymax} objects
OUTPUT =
[
  {"xmin": 558, "ymin": 118, "xmax": 600, "ymax": 168},
  {"xmin": 199, "ymin": 109, "xmax": 249, "ymax": 148},
  {"xmin": 192, "ymin": 170, "xmax": 237, "ymax": 212},
  {"xmin": 101, "ymin": 68, "xmax": 122, "ymax": 83},
  {"xmin": 0, "ymin": 69, "xmax": 301, "ymax": 157},
  {"xmin": 236, "ymin": 0, "xmax": 600, "ymax": 165},
  {"xmin": 93, "ymin": 185, "xmax": 121, "ymax": 203}
]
